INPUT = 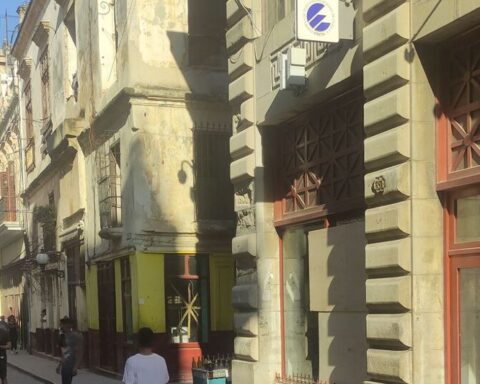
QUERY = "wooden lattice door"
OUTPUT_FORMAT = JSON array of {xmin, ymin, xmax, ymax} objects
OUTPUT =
[
  {"xmin": 438, "ymin": 32, "xmax": 480, "ymax": 189},
  {"xmin": 275, "ymin": 91, "xmax": 364, "ymax": 225}
]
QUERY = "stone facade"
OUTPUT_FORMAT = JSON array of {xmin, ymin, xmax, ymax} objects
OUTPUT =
[
  {"xmin": 226, "ymin": 0, "xmax": 480, "ymax": 383},
  {"xmin": 8, "ymin": 0, "xmax": 235, "ymax": 380}
]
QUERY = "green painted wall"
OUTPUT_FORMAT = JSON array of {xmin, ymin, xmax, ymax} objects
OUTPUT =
[
  {"xmin": 209, "ymin": 254, "xmax": 234, "ymax": 331},
  {"xmin": 133, "ymin": 252, "xmax": 165, "ymax": 333},
  {"xmin": 86, "ymin": 265, "xmax": 99, "ymax": 330}
]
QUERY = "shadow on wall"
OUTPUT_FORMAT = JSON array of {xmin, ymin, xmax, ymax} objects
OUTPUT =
[{"xmin": 114, "ymin": 1, "xmax": 233, "ymax": 380}]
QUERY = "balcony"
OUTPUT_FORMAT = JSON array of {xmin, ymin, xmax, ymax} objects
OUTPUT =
[
  {"xmin": 46, "ymin": 98, "xmax": 85, "ymax": 163},
  {"xmin": 0, "ymin": 198, "xmax": 22, "ymax": 247}
]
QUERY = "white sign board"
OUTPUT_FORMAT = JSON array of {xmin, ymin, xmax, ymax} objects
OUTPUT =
[{"xmin": 296, "ymin": 0, "xmax": 340, "ymax": 43}]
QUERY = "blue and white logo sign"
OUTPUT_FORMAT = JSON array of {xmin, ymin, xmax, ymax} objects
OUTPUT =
[{"xmin": 296, "ymin": 0, "xmax": 339, "ymax": 43}]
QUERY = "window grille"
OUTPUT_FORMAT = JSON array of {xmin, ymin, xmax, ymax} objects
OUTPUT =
[{"xmin": 98, "ymin": 142, "xmax": 122, "ymax": 228}]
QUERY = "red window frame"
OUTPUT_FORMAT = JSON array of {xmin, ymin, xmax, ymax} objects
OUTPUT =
[{"xmin": 444, "ymin": 186, "xmax": 480, "ymax": 384}]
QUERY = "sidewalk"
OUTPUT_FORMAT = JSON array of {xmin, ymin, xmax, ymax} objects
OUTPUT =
[{"xmin": 7, "ymin": 351, "xmax": 120, "ymax": 384}]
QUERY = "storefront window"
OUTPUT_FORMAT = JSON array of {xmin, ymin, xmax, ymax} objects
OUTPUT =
[
  {"xmin": 165, "ymin": 255, "xmax": 209, "ymax": 344},
  {"xmin": 282, "ymin": 228, "xmax": 318, "ymax": 379},
  {"xmin": 456, "ymin": 195, "xmax": 480, "ymax": 243},
  {"xmin": 460, "ymin": 268, "xmax": 480, "ymax": 383}
]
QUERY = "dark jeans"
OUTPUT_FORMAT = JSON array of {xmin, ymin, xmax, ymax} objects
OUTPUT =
[
  {"xmin": 61, "ymin": 364, "xmax": 75, "ymax": 384},
  {"xmin": 9, "ymin": 329, "xmax": 17, "ymax": 351}
]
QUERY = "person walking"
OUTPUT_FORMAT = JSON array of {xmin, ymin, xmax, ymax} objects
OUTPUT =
[
  {"xmin": 0, "ymin": 318, "xmax": 11, "ymax": 384},
  {"xmin": 7, "ymin": 309, "xmax": 17, "ymax": 354},
  {"xmin": 58, "ymin": 317, "xmax": 83, "ymax": 384},
  {"xmin": 122, "ymin": 327, "xmax": 169, "ymax": 384}
]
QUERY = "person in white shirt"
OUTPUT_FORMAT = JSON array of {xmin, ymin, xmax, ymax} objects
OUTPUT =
[{"xmin": 122, "ymin": 327, "xmax": 169, "ymax": 384}]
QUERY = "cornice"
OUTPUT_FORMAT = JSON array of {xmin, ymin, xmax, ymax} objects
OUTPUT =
[
  {"xmin": 32, "ymin": 21, "xmax": 51, "ymax": 48},
  {"xmin": 11, "ymin": 0, "xmax": 49, "ymax": 60},
  {"xmin": 18, "ymin": 58, "xmax": 32, "ymax": 81}
]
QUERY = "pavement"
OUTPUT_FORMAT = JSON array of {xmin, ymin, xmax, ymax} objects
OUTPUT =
[{"xmin": 7, "ymin": 350, "xmax": 121, "ymax": 384}]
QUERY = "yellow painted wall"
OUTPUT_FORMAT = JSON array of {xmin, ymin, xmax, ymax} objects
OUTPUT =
[
  {"xmin": 209, "ymin": 254, "xmax": 234, "ymax": 331},
  {"xmin": 86, "ymin": 265, "xmax": 99, "ymax": 330},
  {"xmin": 130, "ymin": 254, "xmax": 139, "ymax": 332},
  {"xmin": 114, "ymin": 259, "xmax": 123, "ymax": 333},
  {"xmin": 133, "ymin": 252, "xmax": 165, "ymax": 333}
]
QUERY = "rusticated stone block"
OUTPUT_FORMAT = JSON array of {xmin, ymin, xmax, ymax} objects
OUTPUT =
[
  {"xmin": 364, "ymin": 47, "xmax": 410, "ymax": 100},
  {"xmin": 229, "ymin": 71, "xmax": 254, "ymax": 105},
  {"xmin": 232, "ymin": 284, "xmax": 258, "ymax": 310},
  {"xmin": 367, "ymin": 349, "xmax": 412, "ymax": 383},
  {"xmin": 366, "ymin": 238, "xmax": 411, "ymax": 275},
  {"xmin": 230, "ymin": 153, "xmax": 255, "ymax": 184},
  {"xmin": 363, "ymin": 0, "xmax": 407, "ymax": 23},
  {"xmin": 234, "ymin": 336, "xmax": 259, "ymax": 361},
  {"xmin": 226, "ymin": 0, "xmax": 252, "ymax": 27},
  {"xmin": 232, "ymin": 234, "xmax": 256, "ymax": 257},
  {"xmin": 230, "ymin": 126, "xmax": 255, "ymax": 160},
  {"xmin": 367, "ymin": 313, "xmax": 412, "ymax": 348},
  {"xmin": 363, "ymin": 3, "xmax": 410, "ymax": 63},
  {"xmin": 364, "ymin": 86, "xmax": 410, "ymax": 136},
  {"xmin": 232, "ymin": 234, "xmax": 257, "ymax": 270},
  {"xmin": 234, "ymin": 311, "xmax": 258, "ymax": 336},
  {"xmin": 366, "ymin": 276, "xmax": 411, "ymax": 312},
  {"xmin": 365, "ymin": 200, "xmax": 411, "ymax": 241},
  {"xmin": 232, "ymin": 359, "xmax": 255, "ymax": 381},
  {"xmin": 226, "ymin": 17, "xmax": 258, "ymax": 53},
  {"xmin": 365, "ymin": 124, "xmax": 410, "ymax": 171},
  {"xmin": 365, "ymin": 162, "xmax": 410, "ymax": 206},
  {"xmin": 228, "ymin": 43, "xmax": 254, "ymax": 80}
]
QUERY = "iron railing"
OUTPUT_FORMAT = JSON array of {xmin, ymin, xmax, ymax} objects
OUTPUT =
[{"xmin": 274, "ymin": 373, "xmax": 332, "ymax": 384}]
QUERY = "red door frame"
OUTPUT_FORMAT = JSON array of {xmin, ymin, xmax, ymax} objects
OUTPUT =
[{"xmin": 444, "ymin": 186, "xmax": 480, "ymax": 384}]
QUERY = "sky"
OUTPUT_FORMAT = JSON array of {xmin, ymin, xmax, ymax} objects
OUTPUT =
[{"xmin": 0, "ymin": 0, "xmax": 28, "ymax": 46}]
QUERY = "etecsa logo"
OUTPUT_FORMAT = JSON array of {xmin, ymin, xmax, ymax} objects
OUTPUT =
[{"xmin": 304, "ymin": 1, "xmax": 335, "ymax": 35}]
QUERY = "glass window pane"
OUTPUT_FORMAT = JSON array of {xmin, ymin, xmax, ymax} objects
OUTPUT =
[
  {"xmin": 460, "ymin": 268, "xmax": 480, "ymax": 383},
  {"xmin": 282, "ymin": 228, "xmax": 316, "ymax": 378},
  {"xmin": 456, "ymin": 195, "xmax": 480, "ymax": 243}
]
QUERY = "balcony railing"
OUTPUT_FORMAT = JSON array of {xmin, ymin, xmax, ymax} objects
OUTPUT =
[{"xmin": 25, "ymin": 138, "xmax": 35, "ymax": 173}]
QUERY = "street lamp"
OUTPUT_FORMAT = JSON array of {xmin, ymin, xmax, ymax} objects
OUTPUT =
[{"xmin": 35, "ymin": 252, "xmax": 65, "ymax": 278}]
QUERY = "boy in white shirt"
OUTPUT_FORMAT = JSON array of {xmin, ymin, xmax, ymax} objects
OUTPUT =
[{"xmin": 123, "ymin": 327, "xmax": 169, "ymax": 384}]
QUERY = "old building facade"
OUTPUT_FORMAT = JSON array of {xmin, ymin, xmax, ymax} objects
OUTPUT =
[
  {"xmin": 12, "ymin": 0, "xmax": 88, "ymax": 357},
  {"xmin": 226, "ymin": 1, "xmax": 480, "ymax": 383},
  {"xmin": 0, "ymin": 46, "xmax": 28, "ymax": 348},
  {"xmin": 10, "ymin": 0, "xmax": 235, "ymax": 381}
]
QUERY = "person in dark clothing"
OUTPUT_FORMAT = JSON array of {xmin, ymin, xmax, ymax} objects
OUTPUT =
[
  {"xmin": 7, "ymin": 309, "xmax": 17, "ymax": 354},
  {"xmin": 0, "ymin": 324, "xmax": 11, "ymax": 384},
  {"xmin": 59, "ymin": 317, "xmax": 83, "ymax": 384}
]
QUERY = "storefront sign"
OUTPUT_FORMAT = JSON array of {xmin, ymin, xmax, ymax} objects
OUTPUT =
[{"xmin": 296, "ymin": 0, "xmax": 340, "ymax": 43}]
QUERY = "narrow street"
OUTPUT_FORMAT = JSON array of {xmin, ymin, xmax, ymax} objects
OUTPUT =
[{"xmin": 8, "ymin": 367, "xmax": 44, "ymax": 384}]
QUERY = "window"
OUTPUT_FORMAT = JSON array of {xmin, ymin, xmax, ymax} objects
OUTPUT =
[
  {"xmin": 24, "ymin": 81, "xmax": 35, "ymax": 172},
  {"xmin": 275, "ymin": 93, "xmax": 364, "ymax": 224},
  {"xmin": 0, "ymin": 161, "xmax": 16, "ymax": 222},
  {"xmin": 121, "ymin": 258, "xmax": 133, "ymax": 342},
  {"xmin": 194, "ymin": 129, "xmax": 233, "ymax": 220},
  {"xmin": 263, "ymin": 0, "xmax": 294, "ymax": 31},
  {"xmin": 438, "ymin": 34, "xmax": 480, "ymax": 188},
  {"xmin": 282, "ymin": 228, "xmax": 318, "ymax": 379},
  {"xmin": 188, "ymin": 0, "xmax": 226, "ymax": 68},
  {"xmin": 66, "ymin": 244, "xmax": 85, "ymax": 322},
  {"xmin": 64, "ymin": 6, "xmax": 78, "ymax": 101},
  {"xmin": 98, "ymin": 142, "xmax": 122, "ymax": 228},
  {"xmin": 40, "ymin": 47, "xmax": 52, "ymax": 156},
  {"xmin": 165, "ymin": 254, "xmax": 209, "ymax": 344}
]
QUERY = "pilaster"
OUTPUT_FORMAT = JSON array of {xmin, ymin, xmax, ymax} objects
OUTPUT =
[{"xmin": 362, "ymin": 1, "xmax": 444, "ymax": 383}]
